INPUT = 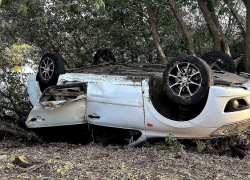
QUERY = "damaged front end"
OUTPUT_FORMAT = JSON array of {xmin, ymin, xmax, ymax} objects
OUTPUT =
[{"xmin": 26, "ymin": 83, "xmax": 87, "ymax": 128}]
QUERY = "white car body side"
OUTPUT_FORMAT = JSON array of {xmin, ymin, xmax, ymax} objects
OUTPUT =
[
  {"xmin": 27, "ymin": 74, "xmax": 41, "ymax": 106},
  {"xmin": 26, "ymin": 73, "xmax": 250, "ymax": 145}
]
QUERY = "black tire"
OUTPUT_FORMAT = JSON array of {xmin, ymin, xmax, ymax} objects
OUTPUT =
[
  {"xmin": 163, "ymin": 56, "xmax": 213, "ymax": 105},
  {"xmin": 38, "ymin": 53, "xmax": 65, "ymax": 89},
  {"xmin": 93, "ymin": 49, "xmax": 116, "ymax": 65},
  {"xmin": 201, "ymin": 51, "xmax": 235, "ymax": 73}
]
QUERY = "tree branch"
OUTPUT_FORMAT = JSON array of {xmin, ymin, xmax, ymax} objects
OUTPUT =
[
  {"xmin": 145, "ymin": 1, "xmax": 167, "ymax": 63},
  {"xmin": 167, "ymin": 0, "xmax": 196, "ymax": 56},
  {"xmin": 197, "ymin": 0, "xmax": 221, "ymax": 51},
  {"xmin": 0, "ymin": 119, "xmax": 40, "ymax": 141},
  {"xmin": 126, "ymin": 6, "xmax": 149, "ymax": 22},
  {"xmin": 113, "ymin": 0, "xmax": 149, "ymax": 21}
]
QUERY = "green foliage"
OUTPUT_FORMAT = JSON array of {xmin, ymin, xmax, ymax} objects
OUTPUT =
[
  {"xmin": 196, "ymin": 140, "xmax": 206, "ymax": 153},
  {"xmin": 26, "ymin": 132, "xmax": 43, "ymax": 143},
  {"xmin": 0, "ymin": 67, "xmax": 30, "ymax": 119},
  {"xmin": 0, "ymin": 0, "xmax": 197, "ymax": 66},
  {"xmin": 230, "ymin": 39, "xmax": 244, "ymax": 57},
  {"xmin": 18, "ymin": 5, "xmax": 28, "ymax": 13},
  {"xmin": 218, "ymin": 7, "xmax": 230, "ymax": 15},
  {"xmin": 196, "ymin": 140, "xmax": 212, "ymax": 153},
  {"xmin": 163, "ymin": 134, "xmax": 183, "ymax": 152}
]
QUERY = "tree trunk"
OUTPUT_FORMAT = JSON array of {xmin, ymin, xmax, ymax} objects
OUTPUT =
[
  {"xmin": 243, "ymin": 0, "xmax": 250, "ymax": 72},
  {"xmin": 206, "ymin": 0, "xmax": 231, "ymax": 55},
  {"xmin": 167, "ymin": 0, "xmax": 196, "ymax": 56},
  {"xmin": 211, "ymin": 14, "xmax": 230, "ymax": 55},
  {"xmin": 197, "ymin": 0, "xmax": 221, "ymax": 51},
  {"xmin": 145, "ymin": 1, "xmax": 167, "ymax": 63}
]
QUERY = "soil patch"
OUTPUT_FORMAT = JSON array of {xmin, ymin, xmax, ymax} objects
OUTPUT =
[{"xmin": 0, "ymin": 140, "xmax": 249, "ymax": 179}]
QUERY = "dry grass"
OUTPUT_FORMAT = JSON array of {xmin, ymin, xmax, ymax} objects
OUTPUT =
[{"xmin": 0, "ymin": 140, "xmax": 250, "ymax": 179}]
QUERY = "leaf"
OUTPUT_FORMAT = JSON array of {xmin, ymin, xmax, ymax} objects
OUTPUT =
[
  {"xmin": 7, "ymin": 163, "xmax": 14, "ymax": 167},
  {"xmin": 17, "ymin": 5, "xmax": 28, "ymax": 14},
  {"xmin": 94, "ymin": 2, "xmax": 100, "ymax": 9},
  {"xmin": 219, "ymin": 7, "xmax": 229, "ymax": 15},
  {"xmin": 10, "ymin": 156, "xmax": 14, "ymax": 161},
  {"xmin": 197, "ymin": 141, "xmax": 206, "ymax": 152},
  {"xmin": 207, "ymin": 144, "xmax": 212, "ymax": 150},
  {"xmin": 165, "ymin": 134, "xmax": 174, "ymax": 144},
  {"xmin": 64, "ymin": 161, "xmax": 73, "ymax": 171},
  {"xmin": 70, "ymin": 4, "xmax": 81, "ymax": 14},
  {"xmin": 23, "ymin": 5, "xmax": 28, "ymax": 13},
  {"xmin": 36, "ymin": 16, "xmax": 44, "ymax": 24},
  {"xmin": 94, "ymin": 0, "xmax": 105, "ymax": 10},
  {"xmin": 121, "ymin": 162, "xmax": 125, "ymax": 170},
  {"xmin": 174, "ymin": 1, "xmax": 182, "ymax": 9},
  {"xmin": 197, "ymin": 144, "xmax": 203, "ymax": 153}
]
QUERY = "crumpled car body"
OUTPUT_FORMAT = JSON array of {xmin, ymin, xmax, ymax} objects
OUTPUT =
[{"xmin": 26, "ymin": 70, "xmax": 250, "ymax": 146}]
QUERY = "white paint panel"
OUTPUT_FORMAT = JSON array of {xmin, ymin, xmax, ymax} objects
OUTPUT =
[
  {"xmin": 142, "ymin": 79, "xmax": 250, "ymax": 139},
  {"xmin": 87, "ymin": 102, "xmax": 145, "ymax": 130},
  {"xmin": 214, "ymin": 86, "xmax": 250, "ymax": 97},
  {"xmin": 26, "ymin": 99, "xmax": 87, "ymax": 128},
  {"xmin": 58, "ymin": 73, "xmax": 142, "ymax": 86},
  {"xmin": 86, "ymin": 80, "xmax": 144, "ymax": 130},
  {"xmin": 27, "ymin": 74, "xmax": 41, "ymax": 106},
  {"xmin": 142, "ymin": 79, "xmax": 215, "ymax": 138},
  {"xmin": 87, "ymin": 82, "xmax": 143, "ymax": 107}
]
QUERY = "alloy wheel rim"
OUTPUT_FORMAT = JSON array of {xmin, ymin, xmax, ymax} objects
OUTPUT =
[
  {"xmin": 40, "ymin": 57, "xmax": 54, "ymax": 80},
  {"xmin": 207, "ymin": 57, "xmax": 228, "ymax": 71},
  {"xmin": 168, "ymin": 62, "xmax": 202, "ymax": 97}
]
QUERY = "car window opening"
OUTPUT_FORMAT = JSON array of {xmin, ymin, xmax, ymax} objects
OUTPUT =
[{"xmin": 41, "ymin": 83, "xmax": 87, "ymax": 102}]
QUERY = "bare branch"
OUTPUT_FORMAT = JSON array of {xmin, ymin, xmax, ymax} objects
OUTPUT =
[
  {"xmin": 126, "ymin": 6, "xmax": 149, "ymax": 21},
  {"xmin": 145, "ymin": 1, "xmax": 167, "ymax": 63}
]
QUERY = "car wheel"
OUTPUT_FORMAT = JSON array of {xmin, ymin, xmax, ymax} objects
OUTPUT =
[
  {"xmin": 38, "ymin": 53, "xmax": 65, "ymax": 89},
  {"xmin": 163, "ymin": 56, "xmax": 213, "ymax": 105},
  {"xmin": 201, "ymin": 51, "xmax": 235, "ymax": 73},
  {"xmin": 93, "ymin": 49, "xmax": 116, "ymax": 65}
]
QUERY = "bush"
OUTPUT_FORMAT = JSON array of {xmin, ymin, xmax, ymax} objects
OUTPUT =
[{"xmin": 0, "ymin": 67, "xmax": 30, "ymax": 119}]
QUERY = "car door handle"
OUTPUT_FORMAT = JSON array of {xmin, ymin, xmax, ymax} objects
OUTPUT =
[{"xmin": 88, "ymin": 115, "xmax": 100, "ymax": 119}]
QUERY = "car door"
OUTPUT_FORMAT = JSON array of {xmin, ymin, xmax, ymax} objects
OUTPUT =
[
  {"xmin": 86, "ymin": 77, "xmax": 145, "ymax": 131},
  {"xmin": 26, "ymin": 83, "xmax": 87, "ymax": 128}
]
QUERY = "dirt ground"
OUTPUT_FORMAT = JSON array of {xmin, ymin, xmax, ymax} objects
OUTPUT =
[{"xmin": 0, "ymin": 140, "xmax": 249, "ymax": 179}]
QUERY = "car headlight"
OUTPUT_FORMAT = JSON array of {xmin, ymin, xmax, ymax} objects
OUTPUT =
[
  {"xmin": 211, "ymin": 119, "xmax": 250, "ymax": 136},
  {"xmin": 224, "ymin": 98, "xmax": 249, "ymax": 112}
]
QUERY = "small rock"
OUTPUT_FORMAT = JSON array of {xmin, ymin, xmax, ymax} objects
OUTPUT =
[
  {"xmin": 55, "ymin": 156, "xmax": 61, "ymax": 159},
  {"xmin": 174, "ymin": 155, "xmax": 181, "ymax": 159},
  {"xmin": 0, "ymin": 155, "xmax": 7, "ymax": 162}
]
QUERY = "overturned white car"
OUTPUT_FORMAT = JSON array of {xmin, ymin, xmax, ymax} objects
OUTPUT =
[{"xmin": 26, "ymin": 52, "xmax": 250, "ymax": 146}]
